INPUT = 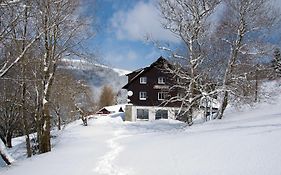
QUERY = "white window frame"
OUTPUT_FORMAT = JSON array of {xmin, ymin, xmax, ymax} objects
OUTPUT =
[
  {"xmin": 158, "ymin": 77, "xmax": 165, "ymax": 84},
  {"xmin": 140, "ymin": 77, "xmax": 147, "ymax": 84},
  {"xmin": 158, "ymin": 92, "xmax": 167, "ymax": 100},
  {"xmin": 139, "ymin": 91, "xmax": 147, "ymax": 100}
]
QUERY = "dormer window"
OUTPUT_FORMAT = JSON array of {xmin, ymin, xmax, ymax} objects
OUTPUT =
[
  {"xmin": 158, "ymin": 77, "xmax": 165, "ymax": 84},
  {"xmin": 140, "ymin": 77, "xmax": 147, "ymax": 84}
]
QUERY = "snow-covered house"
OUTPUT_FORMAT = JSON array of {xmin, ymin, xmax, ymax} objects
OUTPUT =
[
  {"xmin": 95, "ymin": 104, "xmax": 126, "ymax": 121},
  {"xmin": 122, "ymin": 57, "xmax": 219, "ymax": 121},
  {"xmin": 122, "ymin": 57, "xmax": 186, "ymax": 121},
  {"xmin": 96, "ymin": 104, "xmax": 126, "ymax": 115}
]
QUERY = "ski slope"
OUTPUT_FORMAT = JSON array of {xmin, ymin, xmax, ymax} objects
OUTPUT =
[{"xmin": 1, "ymin": 98, "xmax": 281, "ymax": 175}]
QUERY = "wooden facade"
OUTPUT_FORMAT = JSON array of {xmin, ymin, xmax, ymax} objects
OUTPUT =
[{"xmin": 122, "ymin": 57, "xmax": 179, "ymax": 107}]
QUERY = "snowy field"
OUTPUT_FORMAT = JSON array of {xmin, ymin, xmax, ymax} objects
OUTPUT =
[{"xmin": 1, "ymin": 96, "xmax": 281, "ymax": 175}]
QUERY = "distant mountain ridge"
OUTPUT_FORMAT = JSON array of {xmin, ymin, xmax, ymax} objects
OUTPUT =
[
  {"xmin": 60, "ymin": 58, "xmax": 130, "ymax": 103},
  {"xmin": 60, "ymin": 58, "xmax": 131, "ymax": 75}
]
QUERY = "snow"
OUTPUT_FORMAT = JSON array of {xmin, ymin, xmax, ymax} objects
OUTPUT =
[
  {"xmin": 112, "ymin": 68, "xmax": 131, "ymax": 76},
  {"xmin": 60, "ymin": 58, "xmax": 131, "ymax": 76},
  {"xmin": 97, "ymin": 104, "xmax": 127, "ymax": 114},
  {"xmin": 1, "ymin": 87, "xmax": 281, "ymax": 175},
  {"xmin": 0, "ymin": 140, "xmax": 15, "ymax": 165},
  {"xmin": 0, "ymin": 0, "xmax": 20, "ymax": 6}
]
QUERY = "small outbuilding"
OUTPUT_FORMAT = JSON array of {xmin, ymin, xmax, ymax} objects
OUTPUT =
[{"xmin": 96, "ymin": 104, "xmax": 126, "ymax": 115}]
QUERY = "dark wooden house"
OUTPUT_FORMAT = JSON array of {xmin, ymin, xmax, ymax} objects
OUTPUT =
[
  {"xmin": 123, "ymin": 57, "xmax": 179, "ymax": 106},
  {"xmin": 122, "ymin": 56, "xmax": 220, "ymax": 121},
  {"xmin": 122, "ymin": 57, "xmax": 184, "ymax": 120}
]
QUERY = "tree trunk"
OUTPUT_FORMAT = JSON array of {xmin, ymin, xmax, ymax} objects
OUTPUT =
[
  {"xmin": 0, "ymin": 151, "xmax": 11, "ymax": 165},
  {"xmin": 25, "ymin": 135, "xmax": 32, "ymax": 157},
  {"xmin": 255, "ymin": 69, "xmax": 258, "ymax": 102},
  {"xmin": 204, "ymin": 98, "xmax": 208, "ymax": 122},
  {"xmin": 34, "ymin": 83, "xmax": 42, "ymax": 153},
  {"xmin": 20, "ymin": 2, "xmax": 32, "ymax": 158},
  {"xmin": 38, "ymin": 1, "xmax": 52, "ymax": 153},
  {"xmin": 39, "ymin": 105, "xmax": 51, "ymax": 153},
  {"xmin": 55, "ymin": 109, "xmax": 61, "ymax": 130},
  {"xmin": 82, "ymin": 116, "xmax": 88, "ymax": 126},
  {"xmin": 57, "ymin": 115, "xmax": 61, "ymax": 130},
  {"xmin": 187, "ymin": 108, "xmax": 193, "ymax": 126},
  {"xmin": 0, "ymin": 140, "xmax": 13, "ymax": 165},
  {"xmin": 21, "ymin": 74, "xmax": 32, "ymax": 157},
  {"xmin": 6, "ymin": 133, "xmax": 12, "ymax": 148},
  {"xmin": 217, "ymin": 91, "xmax": 228, "ymax": 119}
]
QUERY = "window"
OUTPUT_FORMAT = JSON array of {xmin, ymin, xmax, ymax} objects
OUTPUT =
[
  {"xmin": 177, "ymin": 77, "xmax": 183, "ymax": 84},
  {"xmin": 137, "ymin": 109, "xmax": 149, "ymax": 120},
  {"xmin": 139, "ymin": 91, "xmax": 147, "ymax": 100},
  {"xmin": 155, "ymin": 110, "xmax": 168, "ymax": 119},
  {"xmin": 177, "ymin": 93, "xmax": 185, "ymax": 99},
  {"xmin": 158, "ymin": 92, "xmax": 167, "ymax": 100},
  {"xmin": 158, "ymin": 77, "xmax": 165, "ymax": 84},
  {"xmin": 140, "ymin": 77, "xmax": 147, "ymax": 84},
  {"xmin": 175, "ymin": 110, "xmax": 188, "ymax": 120}
]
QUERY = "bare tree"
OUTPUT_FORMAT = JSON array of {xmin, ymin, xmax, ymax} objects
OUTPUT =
[
  {"xmin": 158, "ymin": 0, "xmax": 220, "ymax": 125},
  {"xmin": 214, "ymin": 0, "xmax": 280, "ymax": 119},
  {"xmin": 98, "ymin": 85, "xmax": 116, "ymax": 109},
  {"xmin": 0, "ymin": 0, "xmax": 96, "ymax": 164},
  {"xmin": 50, "ymin": 70, "xmax": 94, "ymax": 130},
  {"xmin": 0, "ymin": 0, "xmax": 95, "ymax": 157},
  {"xmin": 0, "ymin": 0, "xmax": 21, "ymax": 42},
  {"xmin": 0, "ymin": 78, "xmax": 21, "ymax": 148},
  {"xmin": 0, "ymin": 0, "xmax": 50, "ymax": 78},
  {"xmin": 31, "ymin": 0, "xmax": 95, "ymax": 153},
  {"xmin": 74, "ymin": 79, "xmax": 96, "ymax": 126}
]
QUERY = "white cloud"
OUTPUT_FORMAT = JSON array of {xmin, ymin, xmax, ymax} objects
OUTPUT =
[
  {"xmin": 109, "ymin": 0, "xmax": 179, "ymax": 43},
  {"xmin": 102, "ymin": 47, "xmax": 165, "ymax": 70},
  {"xmin": 104, "ymin": 50, "xmax": 138, "ymax": 66}
]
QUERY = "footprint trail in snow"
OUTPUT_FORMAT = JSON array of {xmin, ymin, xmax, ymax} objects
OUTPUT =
[{"xmin": 94, "ymin": 129, "xmax": 132, "ymax": 175}]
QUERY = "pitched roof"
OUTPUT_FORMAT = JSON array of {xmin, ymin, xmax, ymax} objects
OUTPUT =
[
  {"xmin": 122, "ymin": 56, "xmax": 170, "ymax": 89},
  {"xmin": 96, "ymin": 104, "xmax": 127, "ymax": 114}
]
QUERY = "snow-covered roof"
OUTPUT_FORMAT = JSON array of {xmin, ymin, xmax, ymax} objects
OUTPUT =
[
  {"xmin": 123, "ymin": 56, "xmax": 169, "ymax": 89},
  {"xmin": 97, "ymin": 104, "xmax": 127, "ymax": 113}
]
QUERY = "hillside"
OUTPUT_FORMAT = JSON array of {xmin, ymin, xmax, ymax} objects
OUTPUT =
[
  {"xmin": 1, "ymin": 80, "xmax": 281, "ymax": 175},
  {"xmin": 60, "ymin": 59, "xmax": 131, "ymax": 102}
]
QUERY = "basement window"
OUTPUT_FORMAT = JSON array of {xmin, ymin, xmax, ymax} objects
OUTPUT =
[
  {"xmin": 137, "ymin": 109, "xmax": 149, "ymax": 120},
  {"xmin": 155, "ymin": 110, "xmax": 168, "ymax": 120}
]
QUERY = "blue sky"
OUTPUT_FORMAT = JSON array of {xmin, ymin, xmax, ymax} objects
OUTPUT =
[
  {"xmin": 81, "ymin": 0, "xmax": 179, "ymax": 71},
  {"xmin": 81, "ymin": 0, "xmax": 281, "ymax": 71}
]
